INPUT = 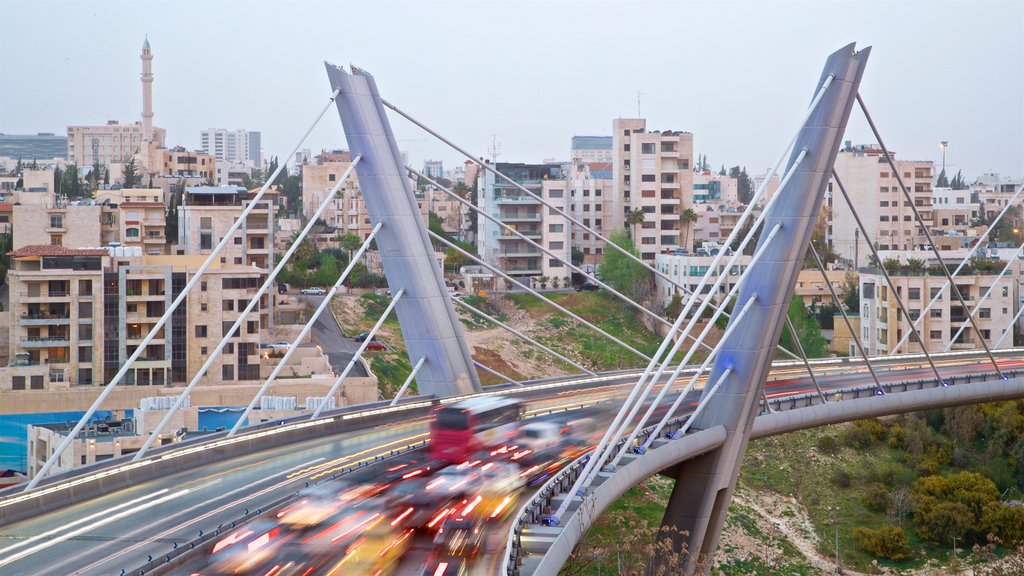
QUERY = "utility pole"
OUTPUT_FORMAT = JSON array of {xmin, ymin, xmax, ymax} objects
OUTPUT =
[
  {"xmin": 854, "ymin": 227, "xmax": 859, "ymax": 270},
  {"xmin": 636, "ymin": 90, "xmax": 642, "ymax": 117}
]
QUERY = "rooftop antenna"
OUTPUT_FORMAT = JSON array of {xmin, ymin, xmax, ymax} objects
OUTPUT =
[
  {"xmin": 488, "ymin": 134, "xmax": 501, "ymax": 163},
  {"xmin": 637, "ymin": 90, "xmax": 642, "ymax": 117}
]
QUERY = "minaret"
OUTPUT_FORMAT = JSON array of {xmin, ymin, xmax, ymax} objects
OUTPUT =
[{"xmin": 140, "ymin": 35, "xmax": 154, "ymax": 142}]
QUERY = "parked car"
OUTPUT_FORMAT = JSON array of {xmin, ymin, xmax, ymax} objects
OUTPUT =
[
  {"xmin": 300, "ymin": 287, "xmax": 327, "ymax": 295},
  {"xmin": 575, "ymin": 282, "xmax": 599, "ymax": 292},
  {"xmin": 364, "ymin": 341, "xmax": 388, "ymax": 351},
  {"xmin": 354, "ymin": 332, "xmax": 374, "ymax": 342},
  {"xmin": 268, "ymin": 341, "xmax": 291, "ymax": 349},
  {"xmin": 277, "ymin": 283, "xmax": 289, "ymax": 294}
]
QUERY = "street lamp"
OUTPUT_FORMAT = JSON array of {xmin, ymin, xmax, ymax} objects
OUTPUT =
[{"xmin": 939, "ymin": 141, "xmax": 949, "ymax": 183}]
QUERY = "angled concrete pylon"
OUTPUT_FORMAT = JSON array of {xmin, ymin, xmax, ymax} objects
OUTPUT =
[
  {"xmin": 659, "ymin": 43, "xmax": 870, "ymax": 573},
  {"xmin": 325, "ymin": 64, "xmax": 481, "ymax": 397}
]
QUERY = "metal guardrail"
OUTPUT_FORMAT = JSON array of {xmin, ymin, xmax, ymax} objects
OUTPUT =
[{"xmin": 502, "ymin": 367, "xmax": 1023, "ymax": 574}]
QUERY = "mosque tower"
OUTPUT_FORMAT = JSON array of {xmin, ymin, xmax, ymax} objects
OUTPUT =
[{"xmin": 141, "ymin": 36, "xmax": 154, "ymax": 142}]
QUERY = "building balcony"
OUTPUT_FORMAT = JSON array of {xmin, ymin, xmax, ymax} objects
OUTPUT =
[
  {"xmin": 505, "ymin": 266, "xmax": 542, "ymax": 275},
  {"xmin": 133, "ymin": 358, "xmax": 171, "ymax": 369},
  {"xmin": 950, "ymin": 340, "xmax": 976, "ymax": 350},
  {"xmin": 499, "ymin": 231, "xmax": 542, "ymax": 240},
  {"xmin": 498, "ymin": 249, "xmax": 542, "ymax": 258},
  {"xmin": 20, "ymin": 313, "xmax": 71, "ymax": 326},
  {"xmin": 494, "ymin": 194, "xmax": 540, "ymax": 204},
  {"xmin": 19, "ymin": 291, "xmax": 70, "ymax": 301},
  {"xmin": 144, "ymin": 235, "xmax": 165, "ymax": 244},
  {"xmin": 501, "ymin": 214, "xmax": 542, "ymax": 223},
  {"xmin": 19, "ymin": 337, "xmax": 71, "ymax": 348}
]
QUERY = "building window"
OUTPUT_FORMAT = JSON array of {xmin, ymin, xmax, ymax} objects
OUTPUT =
[
  {"xmin": 930, "ymin": 330, "xmax": 942, "ymax": 340},
  {"xmin": 79, "ymin": 345, "xmax": 92, "ymax": 362},
  {"xmin": 223, "ymin": 299, "xmax": 234, "ymax": 312},
  {"xmin": 641, "ymin": 174, "xmax": 656, "ymax": 182},
  {"xmin": 641, "ymin": 143, "xmax": 656, "ymax": 154},
  {"xmin": 908, "ymin": 309, "xmax": 920, "ymax": 320},
  {"xmin": 201, "ymin": 303, "xmax": 208, "ymax": 312},
  {"xmin": 908, "ymin": 288, "xmax": 920, "ymax": 300},
  {"xmin": 126, "ymin": 228, "xmax": 140, "ymax": 238},
  {"xmin": 50, "ymin": 234, "xmax": 62, "ymax": 246},
  {"xmin": 247, "ymin": 320, "xmax": 258, "ymax": 334},
  {"xmin": 548, "ymin": 259, "xmax": 563, "ymax": 268},
  {"xmin": 930, "ymin": 308, "xmax": 942, "ymax": 318},
  {"xmin": 80, "ymin": 301, "xmax": 93, "ymax": 319},
  {"xmin": 329, "ymin": 173, "xmax": 336, "ymax": 182},
  {"xmin": 11, "ymin": 376, "xmax": 25, "ymax": 390},
  {"xmin": 195, "ymin": 325, "xmax": 207, "ymax": 338},
  {"xmin": 200, "ymin": 232, "xmax": 213, "ymax": 250},
  {"xmin": 981, "ymin": 329, "xmax": 991, "ymax": 340},
  {"xmin": 548, "ymin": 189, "xmax": 563, "ymax": 198},
  {"xmin": 979, "ymin": 308, "xmax": 991, "ymax": 319},
  {"xmin": 548, "ymin": 224, "xmax": 563, "ymax": 233},
  {"xmin": 79, "ymin": 279, "xmax": 93, "ymax": 296},
  {"xmin": 549, "ymin": 241, "xmax": 564, "ymax": 250},
  {"xmin": 930, "ymin": 287, "xmax": 942, "ymax": 299},
  {"xmin": 201, "ymin": 281, "xmax": 207, "ymax": 292},
  {"xmin": 222, "ymin": 364, "xmax": 234, "ymax": 381}
]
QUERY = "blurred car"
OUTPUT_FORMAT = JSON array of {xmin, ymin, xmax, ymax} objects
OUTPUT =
[
  {"xmin": 353, "ymin": 332, "xmax": 374, "ymax": 342},
  {"xmin": 364, "ymin": 340, "xmax": 388, "ymax": 351},
  {"xmin": 277, "ymin": 486, "xmax": 341, "ymax": 531},
  {"xmin": 207, "ymin": 521, "xmax": 287, "ymax": 575},
  {"xmin": 343, "ymin": 516, "xmax": 413, "ymax": 573},
  {"xmin": 300, "ymin": 287, "xmax": 326, "ymax": 295},
  {"xmin": 575, "ymin": 281, "xmax": 599, "ymax": 292},
  {"xmin": 268, "ymin": 341, "xmax": 291, "ymax": 349},
  {"xmin": 433, "ymin": 516, "xmax": 483, "ymax": 558}
]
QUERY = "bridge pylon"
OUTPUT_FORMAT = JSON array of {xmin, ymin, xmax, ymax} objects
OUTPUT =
[
  {"xmin": 659, "ymin": 43, "xmax": 871, "ymax": 573},
  {"xmin": 324, "ymin": 64, "xmax": 482, "ymax": 397}
]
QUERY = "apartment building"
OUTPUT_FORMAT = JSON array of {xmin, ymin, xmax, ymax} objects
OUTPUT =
[
  {"xmin": 177, "ymin": 185, "xmax": 275, "ymax": 270},
  {"xmin": 691, "ymin": 204, "xmax": 745, "ymax": 250},
  {"xmin": 858, "ymin": 269, "xmax": 1014, "ymax": 355},
  {"xmin": 654, "ymin": 251, "xmax": 754, "ymax": 310},
  {"xmin": 161, "ymin": 147, "xmax": 216, "ymax": 182},
  {"xmin": 566, "ymin": 161, "xmax": 614, "ymax": 265},
  {"xmin": 67, "ymin": 121, "xmax": 166, "ymax": 169},
  {"xmin": 422, "ymin": 160, "xmax": 444, "ymax": 179},
  {"xmin": 570, "ymin": 136, "xmax": 613, "ymax": 163},
  {"xmin": 972, "ymin": 172, "xmax": 1024, "ymax": 219},
  {"xmin": 692, "ymin": 171, "xmax": 739, "ymax": 207},
  {"xmin": 301, "ymin": 157, "xmax": 365, "ymax": 235},
  {"xmin": 930, "ymin": 186, "xmax": 982, "ymax": 251},
  {"xmin": 612, "ymin": 119, "xmax": 695, "ymax": 262},
  {"xmin": 477, "ymin": 162, "xmax": 569, "ymax": 282},
  {"xmin": 13, "ymin": 197, "xmax": 104, "ymax": 250},
  {"xmin": 200, "ymin": 128, "xmax": 261, "ymax": 166},
  {"xmin": 826, "ymin": 143, "xmax": 935, "ymax": 266}
]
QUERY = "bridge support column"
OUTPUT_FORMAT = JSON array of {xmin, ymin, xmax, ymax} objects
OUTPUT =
[
  {"xmin": 657, "ymin": 43, "xmax": 871, "ymax": 573},
  {"xmin": 325, "ymin": 64, "xmax": 481, "ymax": 397}
]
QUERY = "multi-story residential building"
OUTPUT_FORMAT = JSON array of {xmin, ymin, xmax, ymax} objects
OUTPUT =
[
  {"xmin": 478, "ymin": 162, "xmax": 568, "ymax": 282},
  {"xmin": 654, "ymin": 251, "xmax": 754, "ymax": 310},
  {"xmin": 972, "ymin": 172, "xmax": 1024, "ymax": 219},
  {"xmin": 751, "ymin": 170, "xmax": 782, "ymax": 204},
  {"xmin": 858, "ymin": 268, "xmax": 1014, "ymax": 355},
  {"xmin": 177, "ymin": 185, "xmax": 276, "ymax": 271},
  {"xmin": 13, "ymin": 197, "xmax": 104, "ymax": 250},
  {"xmin": 793, "ymin": 269, "xmax": 846, "ymax": 307},
  {"xmin": 612, "ymin": 119, "xmax": 695, "ymax": 262},
  {"xmin": 161, "ymin": 147, "xmax": 216, "ymax": 182},
  {"xmin": 691, "ymin": 204, "xmax": 745, "ymax": 249},
  {"xmin": 826, "ymin": 143, "xmax": 934, "ymax": 266},
  {"xmin": 692, "ymin": 171, "xmax": 739, "ymax": 206},
  {"xmin": 214, "ymin": 161, "xmax": 253, "ymax": 187},
  {"xmin": 930, "ymin": 186, "xmax": 981, "ymax": 251},
  {"xmin": 423, "ymin": 160, "xmax": 444, "ymax": 179},
  {"xmin": 567, "ymin": 161, "xmax": 614, "ymax": 265},
  {"xmin": 570, "ymin": 136, "xmax": 613, "ymax": 163},
  {"xmin": 21, "ymin": 168, "xmax": 54, "ymax": 194},
  {"xmin": 200, "ymin": 128, "xmax": 262, "ymax": 166}
]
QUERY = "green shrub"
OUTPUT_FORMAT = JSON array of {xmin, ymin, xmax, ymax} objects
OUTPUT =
[
  {"xmin": 841, "ymin": 418, "xmax": 886, "ymax": 448},
  {"xmin": 853, "ymin": 525, "xmax": 911, "ymax": 561},
  {"xmin": 815, "ymin": 434, "xmax": 839, "ymax": 454},
  {"xmin": 860, "ymin": 483, "xmax": 891, "ymax": 513},
  {"xmin": 833, "ymin": 469, "xmax": 852, "ymax": 488}
]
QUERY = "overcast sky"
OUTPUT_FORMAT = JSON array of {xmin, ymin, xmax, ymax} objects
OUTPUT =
[{"xmin": 1, "ymin": 0, "xmax": 1021, "ymax": 179}]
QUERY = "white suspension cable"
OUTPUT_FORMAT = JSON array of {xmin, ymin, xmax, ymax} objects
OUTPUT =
[
  {"xmin": 26, "ymin": 89, "xmax": 342, "ymax": 490},
  {"xmin": 605, "ymin": 224, "xmax": 782, "ymax": 470},
  {"xmin": 133, "ymin": 156, "xmax": 362, "ymax": 460},
  {"xmin": 474, "ymin": 361, "xmax": 521, "ymax": 387},
  {"xmin": 229, "ymin": 223, "xmax": 382, "ymax": 436},
  {"xmin": 311, "ymin": 289, "xmax": 405, "ymax": 419},
  {"xmin": 428, "ymin": 230, "xmax": 651, "ymax": 361},
  {"xmin": 892, "ymin": 183, "xmax": 1024, "ymax": 351},
  {"xmin": 390, "ymin": 356, "xmax": 427, "ymax": 407},
  {"xmin": 945, "ymin": 241, "xmax": 1024, "ymax": 351},
  {"xmin": 454, "ymin": 298, "xmax": 596, "ymax": 377},
  {"xmin": 676, "ymin": 367, "xmax": 734, "ymax": 437}
]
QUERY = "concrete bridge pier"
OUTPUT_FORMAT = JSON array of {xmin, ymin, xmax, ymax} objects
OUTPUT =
[{"xmin": 656, "ymin": 43, "xmax": 872, "ymax": 574}]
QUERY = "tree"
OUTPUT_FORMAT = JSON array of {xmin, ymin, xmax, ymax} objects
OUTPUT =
[
  {"xmin": 729, "ymin": 166, "xmax": 754, "ymax": 204},
  {"xmin": 571, "ymin": 248, "xmax": 584, "ymax": 266},
  {"xmin": 839, "ymin": 271, "xmax": 859, "ymax": 312},
  {"xmin": 665, "ymin": 290, "xmax": 684, "ymax": 320},
  {"xmin": 679, "ymin": 207, "xmax": 698, "ymax": 251},
  {"xmin": 950, "ymin": 169, "xmax": 967, "ymax": 190},
  {"xmin": 937, "ymin": 168, "xmax": 949, "ymax": 188},
  {"xmin": 340, "ymin": 232, "xmax": 362, "ymax": 262},
  {"xmin": 778, "ymin": 296, "xmax": 828, "ymax": 358},
  {"xmin": 911, "ymin": 471, "xmax": 999, "ymax": 546},
  {"xmin": 719, "ymin": 164, "xmax": 726, "ymax": 176},
  {"xmin": 122, "ymin": 158, "xmax": 139, "ymax": 188},
  {"xmin": 537, "ymin": 275, "xmax": 549, "ymax": 290},
  {"xmin": 551, "ymin": 276, "xmax": 560, "ymax": 289},
  {"xmin": 625, "ymin": 208, "xmax": 646, "ymax": 240},
  {"xmin": 598, "ymin": 230, "xmax": 653, "ymax": 304},
  {"xmin": 853, "ymin": 525, "xmax": 911, "ymax": 561}
]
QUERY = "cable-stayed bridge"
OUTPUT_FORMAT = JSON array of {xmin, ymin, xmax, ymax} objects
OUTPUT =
[{"xmin": 2, "ymin": 43, "xmax": 1023, "ymax": 575}]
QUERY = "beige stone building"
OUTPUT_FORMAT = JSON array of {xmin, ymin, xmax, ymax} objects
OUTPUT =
[
  {"xmin": 12, "ymin": 198, "xmax": 105, "ymax": 250},
  {"xmin": 612, "ymin": 118, "xmax": 695, "ymax": 262},
  {"xmin": 858, "ymin": 270, "xmax": 1014, "ymax": 355},
  {"xmin": 826, "ymin": 143, "xmax": 935, "ymax": 267},
  {"xmin": 566, "ymin": 161, "xmax": 615, "ymax": 265},
  {"xmin": 161, "ymin": 147, "xmax": 216, "ymax": 182},
  {"xmin": 793, "ymin": 269, "xmax": 846, "ymax": 308},
  {"xmin": 177, "ymin": 185, "xmax": 276, "ymax": 270},
  {"xmin": 67, "ymin": 121, "xmax": 166, "ymax": 170}
]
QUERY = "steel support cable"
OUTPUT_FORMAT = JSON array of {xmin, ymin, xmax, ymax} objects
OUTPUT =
[
  {"xmin": 26, "ymin": 88, "xmax": 343, "ymax": 490},
  {"xmin": 474, "ymin": 361, "xmax": 520, "ymax": 387},
  {"xmin": 641, "ymin": 294, "xmax": 760, "ymax": 449},
  {"xmin": 134, "ymin": 156, "xmax": 363, "ymax": 459},
  {"xmin": 408, "ymin": 166, "xmax": 687, "ymax": 336},
  {"xmin": 382, "ymin": 75, "xmax": 833, "ymax": 320},
  {"xmin": 784, "ymin": 314, "xmax": 827, "ymax": 402},
  {"xmin": 676, "ymin": 367, "xmax": 734, "ymax": 437},
  {"xmin": 809, "ymin": 243, "xmax": 886, "ymax": 392},
  {"xmin": 453, "ymin": 298, "xmax": 596, "ymax": 377},
  {"xmin": 892, "ymin": 183, "xmax": 1024, "ymax": 351},
  {"xmin": 554, "ymin": 150, "xmax": 807, "ymax": 495},
  {"xmin": 312, "ymin": 289, "xmax": 405, "ymax": 419},
  {"xmin": 945, "ymin": 240, "xmax": 1024, "ymax": 351},
  {"xmin": 228, "ymin": 223, "xmax": 383, "ymax": 435},
  {"xmin": 832, "ymin": 171, "xmax": 946, "ymax": 385},
  {"xmin": 606, "ymin": 224, "xmax": 783, "ymax": 470},
  {"xmin": 857, "ymin": 93, "xmax": 1004, "ymax": 379},
  {"xmin": 427, "ymin": 230, "xmax": 651, "ymax": 361},
  {"xmin": 593, "ymin": 150, "xmax": 809, "ymax": 477},
  {"xmin": 390, "ymin": 356, "xmax": 427, "ymax": 407}
]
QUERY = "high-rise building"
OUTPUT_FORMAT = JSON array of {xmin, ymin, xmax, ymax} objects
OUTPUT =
[
  {"xmin": 826, "ymin": 143, "xmax": 935, "ymax": 267},
  {"xmin": 423, "ymin": 160, "xmax": 444, "ymax": 179},
  {"xmin": 200, "ymin": 129, "xmax": 262, "ymax": 166},
  {"xmin": 570, "ymin": 136, "xmax": 613, "ymax": 162},
  {"xmin": 0, "ymin": 133, "xmax": 68, "ymax": 161},
  {"xmin": 612, "ymin": 119, "xmax": 695, "ymax": 262}
]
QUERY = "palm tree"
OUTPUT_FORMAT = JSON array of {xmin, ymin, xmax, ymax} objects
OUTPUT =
[
  {"xmin": 625, "ymin": 208, "xmax": 646, "ymax": 241},
  {"xmin": 680, "ymin": 207, "xmax": 698, "ymax": 251}
]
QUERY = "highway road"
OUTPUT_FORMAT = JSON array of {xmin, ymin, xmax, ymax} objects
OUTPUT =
[{"xmin": 0, "ymin": 350, "xmax": 1019, "ymax": 575}]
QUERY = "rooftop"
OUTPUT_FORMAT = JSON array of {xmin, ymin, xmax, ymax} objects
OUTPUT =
[{"xmin": 8, "ymin": 245, "xmax": 108, "ymax": 258}]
